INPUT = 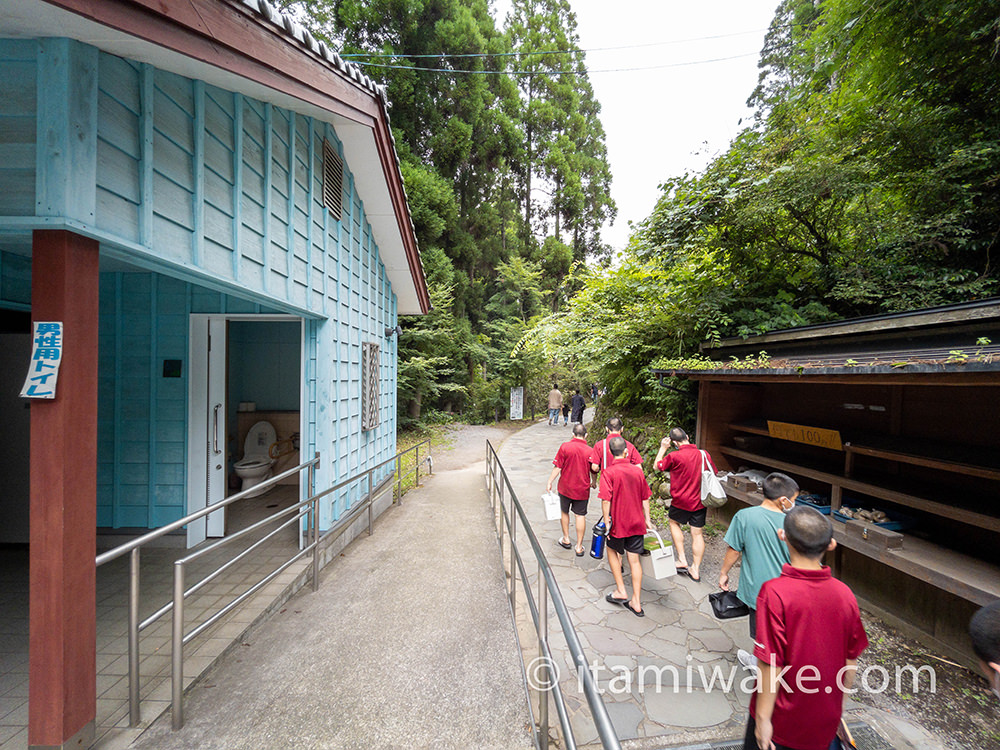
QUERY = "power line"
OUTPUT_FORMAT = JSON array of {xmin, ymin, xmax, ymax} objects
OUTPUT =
[
  {"xmin": 339, "ymin": 28, "xmax": 769, "ymax": 60},
  {"xmin": 349, "ymin": 51, "xmax": 760, "ymax": 76}
]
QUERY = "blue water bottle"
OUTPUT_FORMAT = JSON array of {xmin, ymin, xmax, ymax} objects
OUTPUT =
[{"xmin": 590, "ymin": 519, "xmax": 608, "ymax": 559}]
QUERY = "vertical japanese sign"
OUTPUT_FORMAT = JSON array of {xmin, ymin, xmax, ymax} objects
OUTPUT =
[
  {"xmin": 20, "ymin": 322, "xmax": 64, "ymax": 399},
  {"xmin": 510, "ymin": 386, "xmax": 524, "ymax": 420}
]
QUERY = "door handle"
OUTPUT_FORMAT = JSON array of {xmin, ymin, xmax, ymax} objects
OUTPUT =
[{"xmin": 213, "ymin": 403, "xmax": 222, "ymax": 455}]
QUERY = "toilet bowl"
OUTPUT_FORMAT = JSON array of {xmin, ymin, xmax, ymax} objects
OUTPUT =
[{"xmin": 234, "ymin": 420, "xmax": 277, "ymax": 498}]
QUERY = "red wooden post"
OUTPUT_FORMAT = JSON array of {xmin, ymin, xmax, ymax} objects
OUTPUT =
[{"xmin": 28, "ymin": 229, "xmax": 100, "ymax": 748}]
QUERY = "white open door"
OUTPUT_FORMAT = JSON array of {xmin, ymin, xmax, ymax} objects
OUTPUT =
[{"xmin": 187, "ymin": 316, "xmax": 227, "ymax": 545}]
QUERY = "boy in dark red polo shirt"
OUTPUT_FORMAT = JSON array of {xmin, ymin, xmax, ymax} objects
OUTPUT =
[
  {"xmin": 600, "ymin": 436, "xmax": 652, "ymax": 617},
  {"xmin": 654, "ymin": 427, "xmax": 716, "ymax": 582},
  {"xmin": 745, "ymin": 505, "xmax": 868, "ymax": 750},
  {"xmin": 547, "ymin": 423, "xmax": 594, "ymax": 555},
  {"xmin": 589, "ymin": 417, "xmax": 643, "ymax": 474}
]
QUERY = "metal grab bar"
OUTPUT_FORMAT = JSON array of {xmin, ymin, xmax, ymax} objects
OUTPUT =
[
  {"xmin": 96, "ymin": 438, "xmax": 430, "ymax": 730},
  {"xmin": 486, "ymin": 440, "xmax": 621, "ymax": 750}
]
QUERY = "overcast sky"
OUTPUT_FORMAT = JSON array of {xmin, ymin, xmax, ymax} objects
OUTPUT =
[{"xmin": 493, "ymin": 0, "xmax": 779, "ymax": 251}]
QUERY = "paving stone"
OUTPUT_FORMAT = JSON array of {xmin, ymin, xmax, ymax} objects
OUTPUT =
[
  {"xmin": 567, "ymin": 704, "xmax": 600, "ymax": 747},
  {"xmin": 604, "ymin": 701, "xmax": 644, "ymax": 740},
  {"xmin": 586, "ymin": 569, "xmax": 616, "ymax": 590},
  {"xmin": 644, "ymin": 683, "xmax": 736, "ymax": 728},
  {"xmin": 576, "ymin": 625, "xmax": 645, "ymax": 656},
  {"xmin": 690, "ymin": 628, "xmax": 733, "ymax": 652},
  {"xmin": 636, "ymin": 633, "xmax": 689, "ymax": 663},
  {"xmin": 680, "ymin": 610, "xmax": 717, "ymax": 631},
  {"xmin": 606, "ymin": 608, "xmax": 659, "ymax": 636},
  {"xmin": 636, "ymin": 600, "xmax": 681, "ymax": 626},
  {"xmin": 572, "ymin": 602, "xmax": 608, "ymax": 626}
]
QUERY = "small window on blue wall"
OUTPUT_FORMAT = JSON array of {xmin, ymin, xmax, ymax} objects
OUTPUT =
[{"xmin": 361, "ymin": 342, "xmax": 380, "ymax": 431}]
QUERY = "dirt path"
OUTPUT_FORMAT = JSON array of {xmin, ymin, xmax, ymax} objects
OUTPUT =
[{"xmin": 422, "ymin": 419, "xmax": 531, "ymax": 472}]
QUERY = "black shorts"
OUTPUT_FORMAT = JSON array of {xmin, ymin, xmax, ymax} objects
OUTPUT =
[
  {"xmin": 607, "ymin": 534, "xmax": 644, "ymax": 555},
  {"xmin": 559, "ymin": 494, "xmax": 588, "ymax": 516},
  {"xmin": 668, "ymin": 505, "xmax": 707, "ymax": 528}
]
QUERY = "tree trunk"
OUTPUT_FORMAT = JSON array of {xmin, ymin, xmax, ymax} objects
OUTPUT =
[{"xmin": 407, "ymin": 390, "xmax": 423, "ymax": 420}]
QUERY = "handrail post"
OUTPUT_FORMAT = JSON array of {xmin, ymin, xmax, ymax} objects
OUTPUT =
[
  {"xmin": 396, "ymin": 454, "xmax": 402, "ymax": 504},
  {"xmin": 171, "ymin": 561, "xmax": 185, "ymax": 730},
  {"xmin": 498, "ymin": 477, "xmax": 505, "ymax": 557},
  {"xmin": 367, "ymin": 468, "xmax": 374, "ymax": 536},
  {"xmin": 128, "ymin": 547, "xmax": 141, "ymax": 727},
  {"xmin": 539, "ymin": 577, "xmax": 549, "ymax": 750},
  {"xmin": 414, "ymin": 444, "xmax": 420, "ymax": 488},
  {"xmin": 509, "ymin": 482, "xmax": 517, "ymax": 618}
]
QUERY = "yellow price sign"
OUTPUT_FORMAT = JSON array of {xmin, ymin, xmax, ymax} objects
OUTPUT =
[{"xmin": 767, "ymin": 421, "xmax": 843, "ymax": 451}]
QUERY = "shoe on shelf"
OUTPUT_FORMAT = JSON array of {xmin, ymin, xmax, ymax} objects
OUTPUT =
[{"xmin": 737, "ymin": 648, "xmax": 756, "ymax": 670}]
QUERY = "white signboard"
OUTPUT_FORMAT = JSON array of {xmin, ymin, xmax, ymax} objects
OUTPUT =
[
  {"xmin": 20, "ymin": 322, "xmax": 64, "ymax": 399},
  {"xmin": 510, "ymin": 386, "xmax": 524, "ymax": 420}
]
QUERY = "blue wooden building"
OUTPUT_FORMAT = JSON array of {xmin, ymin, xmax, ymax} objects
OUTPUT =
[{"xmin": 0, "ymin": 1, "xmax": 428, "ymax": 746}]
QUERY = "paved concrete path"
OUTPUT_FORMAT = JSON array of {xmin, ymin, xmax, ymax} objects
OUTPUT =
[
  {"xmin": 495, "ymin": 416, "xmax": 948, "ymax": 750},
  {"xmin": 129, "ymin": 461, "xmax": 532, "ymax": 750}
]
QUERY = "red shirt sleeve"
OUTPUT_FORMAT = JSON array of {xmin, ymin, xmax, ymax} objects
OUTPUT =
[
  {"xmin": 846, "ymin": 600, "xmax": 869, "ymax": 660},
  {"xmin": 553, "ymin": 444, "xmax": 566, "ymax": 469},
  {"xmin": 656, "ymin": 451, "xmax": 675, "ymax": 473},
  {"xmin": 628, "ymin": 441, "xmax": 644, "ymax": 465},
  {"xmin": 598, "ymin": 468, "xmax": 613, "ymax": 502},
  {"xmin": 753, "ymin": 583, "xmax": 788, "ymax": 667}
]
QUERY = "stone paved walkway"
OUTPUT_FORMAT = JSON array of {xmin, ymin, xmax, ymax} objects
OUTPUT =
[{"xmin": 495, "ymin": 414, "xmax": 948, "ymax": 750}]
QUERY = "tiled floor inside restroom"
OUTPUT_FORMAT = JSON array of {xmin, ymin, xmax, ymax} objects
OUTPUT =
[{"xmin": 0, "ymin": 484, "xmax": 307, "ymax": 749}]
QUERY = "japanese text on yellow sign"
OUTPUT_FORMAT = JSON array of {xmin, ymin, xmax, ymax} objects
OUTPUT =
[{"xmin": 767, "ymin": 421, "xmax": 843, "ymax": 451}]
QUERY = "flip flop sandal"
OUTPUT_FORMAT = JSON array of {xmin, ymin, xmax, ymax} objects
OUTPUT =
[
  {"xmin": 557, "ymin": 540, "xmax": 572, "ymax": 549},
  {"xmin": 624, "ymin": 602, "xmax": 645, "ymax": 617},
  {"xmin": 605, "ymin": 593, "xmax": 628, "ymax": 605}
]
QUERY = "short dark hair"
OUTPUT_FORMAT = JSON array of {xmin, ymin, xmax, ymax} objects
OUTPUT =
[
  {"xmin": 970, "ymin": 601, "xmax": 1000, "ymax": 664},
  {"xmin": 783, "ymin": 505, "xmax": 833, "ymax": 558},
  {"xmin": 553, "ymin": 383, "xmax": 559, "ymax": 389},
  {"xmin": 608, "ymin": 436, "xmax": 626, "ymax": 457},
  {"xmin": 763, "ymin": 472, "xmax": 799, "ymax": 502},
  {"xmin": 669, "ymin": 427, "xmax": 688, "ymax": 443},
  {"xmin": 572, "ymin": 423, "xmax": 587, "ymax": 438},
  {"xmin": 606, "ymin": 417, "xmax": 623, "ymax": 432}
]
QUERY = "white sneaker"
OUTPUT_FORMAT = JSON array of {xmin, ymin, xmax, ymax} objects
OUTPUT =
[{"xmin": 737, "ymin": 648, "xmax": 756, "ymax": 670}]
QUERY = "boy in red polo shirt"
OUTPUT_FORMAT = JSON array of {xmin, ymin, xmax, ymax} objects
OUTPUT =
[
  {"xmin": 547, "ymin": 423, "xmax": 594, "ymax": 555},
  {"xmin": 600, "ymin": 436, "xmax": 652, "ymax": 617},
  {"xmin": 746, "ymin": 505, "xmax": 868, "ymax": 750}
]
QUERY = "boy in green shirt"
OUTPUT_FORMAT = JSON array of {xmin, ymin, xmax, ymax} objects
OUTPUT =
[{"xmin": 718, "ymin": 472, "xmax": 798, "ymax": 667}]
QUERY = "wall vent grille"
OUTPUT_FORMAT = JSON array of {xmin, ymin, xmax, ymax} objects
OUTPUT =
[{"xmin": 322, "ymin": 139, "xmax": 344, "ymax": 218}]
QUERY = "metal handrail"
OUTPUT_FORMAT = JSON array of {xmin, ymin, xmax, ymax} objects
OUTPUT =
[
  {"xmin": 485, "ymin": 440, "xmax": 621, "ymax": 750},
  {"xmin": 96, "ymin": 438, "xmax": 431, "ymax": 730}
]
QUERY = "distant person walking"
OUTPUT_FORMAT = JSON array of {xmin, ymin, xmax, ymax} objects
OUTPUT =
[
  {"xmin": 570, "ymin": 389, "xmax": 586, "ymax": 424},
  {"xmin": 654, "ymin": 427, "xmax": 714, "ymax": 582},
  {"xmin": 719, "ymin": 472, "xmax": 797, "ymax": 669},
  {"xmin": 969, "ymin": 601, "xmax": 1000, "ymax": 703},
  {"xmin": 600, "ymin": 436, "xmax": 652, "ymax": 617},
  {"xmin": 589, "ymin": 417, "xmax": 643, "ymax": 476},
  {"xmin": 546, "ymin": 423, "xmax": 593, "ymax": 556},
  {"xmin": 743, "ymin": 505, "xmax": 867, "ymax": 750},
  {"xmin": 561, "ymin": 402, "xmax": 570, "ymax": 426},
  {"xmin": 547, "ymin": 384, "xmax": 563, "ymax": 426},
  {"xmin": 590, "ymin": 383, "xmax": 599, "ymax": 402}
]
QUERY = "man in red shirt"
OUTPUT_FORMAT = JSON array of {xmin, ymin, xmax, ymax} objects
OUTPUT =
[
  {"xmin": 600, "ymin": 436, "xmax": 652, "ymax": 617},
  {"xmin": 589, "ymin": 417, "xmax": 643, "ymax": 479},
  {"xmin": 546, "ymin": 423, "xmax": 593, "ymax": 555},
  {"xmin": 746, "ymin": 505, "xmax": 868, "ymax": 750},
  {"xmin": 654, "ymin": 427, "xmax": 716, "ymax": 582}
]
